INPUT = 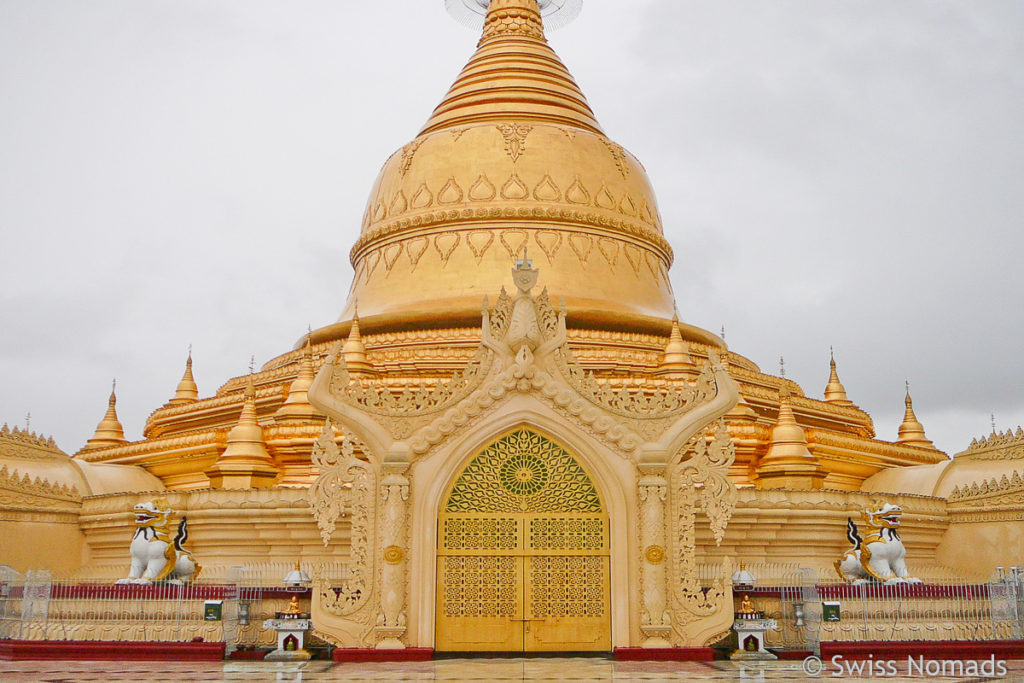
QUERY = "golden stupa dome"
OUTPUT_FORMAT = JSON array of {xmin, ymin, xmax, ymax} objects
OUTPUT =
[{"xmin": 326, "ymin": 0, "xmax": 680, "ymax": 340}]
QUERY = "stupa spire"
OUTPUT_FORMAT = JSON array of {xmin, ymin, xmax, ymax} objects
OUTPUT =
[
  {"xmin": 823, "ymin": 348, "xmax": 853, "ymax": 406},
  {"xmin": 168, "ymin": 348, "xmax": 198, "ymax": 406},
  {"xmin": 275, "ymin": 334, "xmax": 321, "ymax": 422},
  {"xmin": 422, "ymin": 0, "xmax": 602, "ymax": 135},
  {"xmin": 756, "ymin": 389, "xmax": 827, "ymax": 489},
  {"xmin": 81, "ymin": 379, "xmax": 127, "ymax": 452},
  {"xmin": 343, "ymin": 310, "xmax": 374, "ymax": 378},
  {"xmin": 897, "ymin": 383, "xmax": 934, "ymax": 448},
  {"xmin": 205, "ymin": 372, "xmax": 278, "ymax": 488},
  {"xmin": 657, "ymin": 311, "xmax": 694, "ymax": 377}
]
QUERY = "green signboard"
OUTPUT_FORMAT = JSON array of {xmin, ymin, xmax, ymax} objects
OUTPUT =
[{"xmin": 204, "ymin": 600, "xmax": 223, "ymax": 621}]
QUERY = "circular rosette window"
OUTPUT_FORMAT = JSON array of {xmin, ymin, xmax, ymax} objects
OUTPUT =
[
  {"xmin": 499, "ymin": 452, "xmax": 550, "ymax": 496},
  {"xmin": 445, "ymin": 429, "xmax": 602, "ymax": 514}
]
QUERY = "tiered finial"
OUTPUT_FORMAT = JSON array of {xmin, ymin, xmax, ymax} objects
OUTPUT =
[
  {"xmin": 80, "ymin": 379, "xmax": 128, "ymax": 452},
  {"xmin": 823, "ymin": 348, "xmax": 853, "ymax": 406},
  {"xmin": 205, "ymin": 369, "xmax": 278, "ymax": 489},
  {"xmin": 275, "ymin": 334, "xmax": 321, "ymax": 422},
  {"xmin": 425, "ymin": 0, "xmax": 600, "ymax": 135},
  {"xmin": 657, "ymin": 312, "xmax": 693, "ymax": 377},
  {"xmin": 342, "ymin": 311, "xmax": 374, "ymax": 378},
  {"xmin": 756, "ymin": 392, "xmax": 827, "ymax": 490},
  {"xmin": 897, "ymin": 383, "xmax": 935, "ymax": 448},
  {"xmin": 168, "ymin": 348, "xmax": 199, "ymax": 406}
]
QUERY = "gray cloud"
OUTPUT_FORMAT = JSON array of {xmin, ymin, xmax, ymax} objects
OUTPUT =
[{"xmin": 1, "ymin": 0, "xmax": 1021, "ymax": 456}]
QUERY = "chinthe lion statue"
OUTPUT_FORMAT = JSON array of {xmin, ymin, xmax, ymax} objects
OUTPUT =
[
  {"xmin": 116, "ymin": 499, "xmax": 201, "ymax": 585},
  {"xmin": 834, "ymin": 500, "xmax": 921, "ymax": 584}
]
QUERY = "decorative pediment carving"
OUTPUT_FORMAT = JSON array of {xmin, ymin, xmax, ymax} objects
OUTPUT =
[{"xmin": 309, "ymin": 257, "xmax": 739, "ymax": 469}]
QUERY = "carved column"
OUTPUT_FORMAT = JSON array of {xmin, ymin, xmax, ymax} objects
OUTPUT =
[
  {"xmin": 638, "ymin": 467, "xmax": 672, "ymax": 647},
  {"xmin": 375, "ymin": 464, "xmax": 409, "ymax": 649}
]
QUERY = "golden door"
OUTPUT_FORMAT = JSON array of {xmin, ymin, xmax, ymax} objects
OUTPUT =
[
  {"xmin": 435, "ymin": 429, "xmax": 611, "ymax": 652},
  {"xmin": 435, "ymin": 512, "xmax": 610, "ymax": 652}
]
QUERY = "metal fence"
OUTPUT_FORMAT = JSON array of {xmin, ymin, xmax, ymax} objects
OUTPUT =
[
  {"xmin": 0, "ymin": 562, "xmax": 352, "ymax": 650},
  {"xmin": 2, "ymin": 561, "xmax": 1021, "ymax": 651},
  {"xmin": 726, "ymin": 563, "xmax": 1024, "ymax": 654}
]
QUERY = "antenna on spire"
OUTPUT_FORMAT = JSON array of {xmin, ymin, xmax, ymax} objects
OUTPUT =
[
  {"xmin": 830, "ymin": 346, "xmax": 835, "ymax": 362},
  {"xmin": 112, "ymin": 378, "xmax": 117, "ymax": 394},
  {"xmin": 720, "ymin": 326, "xmax": 726, "ymax": 342},
  {"xmin": 25, "ymin": 412, "xmax": 30, "ymax": 431},
  {"xmin": 992, "ymin": 413, "xmax": 997, "ymax": 434},
  {"xmin": 188, "ymin": 343, "xmax": 193, "ymax": 358},
  {"xmin": 249, "ymin": 355, "xmax": 256, "ymax": 375},
  {"xmin": 779, "ymin": 356, "xmax": 786, "ymax": 379},
  {"xmin": 905, "ymin": 379, "xmax": 910, "ymax": 394}
]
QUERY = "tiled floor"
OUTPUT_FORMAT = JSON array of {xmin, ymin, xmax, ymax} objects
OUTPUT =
[{"xmin": 1, "ymin": 657, "xmax": 1023, "ymax": 682}]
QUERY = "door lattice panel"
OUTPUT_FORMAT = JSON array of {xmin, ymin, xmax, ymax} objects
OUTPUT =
[
  {"xmin": 529, "ymin": 556, "xmax": 606, "ymax": 618},
  {"xmin": 529, "ymin": 517, "xmax": 606, "ymax": 551},
  {"xmin": 441, "ymin": 556, "xmax": 518, "ymax": 618},
  {"xmin": 441, "ymin": 517, "xmax": 519, "ymax": 552}
]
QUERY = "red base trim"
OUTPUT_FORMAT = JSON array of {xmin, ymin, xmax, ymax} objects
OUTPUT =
[
  {"xmin": 228, "ymin": 649, "xmax": 269, "ymax": 660},
  {"xmin": 0, "ymin": 639, "xmax": 226, "ymax": 661},
  {"xmin": 613, "ymin": 647, "xmax": 715, "ymax": 661},
  {"xmin": 821, "ymin": 640, "xmax": 1024, "ymax": 661},
  {"xmin": 332, "ymin": 647, "xmax": 434, "ymax": 662}
]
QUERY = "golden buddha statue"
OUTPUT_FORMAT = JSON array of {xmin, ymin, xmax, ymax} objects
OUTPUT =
[{"xmin": 284, "ymin": 595, "xmax": 301, "ymax": 615}]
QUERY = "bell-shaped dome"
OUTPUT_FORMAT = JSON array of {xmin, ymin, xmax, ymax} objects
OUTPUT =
[{"xmin": 330, "ymin": 0, "xmax": 677, "ymax": 339}]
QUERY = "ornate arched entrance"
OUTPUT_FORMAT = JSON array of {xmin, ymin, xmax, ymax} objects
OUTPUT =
[{"xmin": 435, "ymin": 428, "xmax": 611, "ymax": 652}]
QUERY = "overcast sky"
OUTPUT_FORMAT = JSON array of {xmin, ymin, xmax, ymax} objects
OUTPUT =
[{"xmin": 1, "ymin": 1, "xmax": 1022, "ymax": 457}]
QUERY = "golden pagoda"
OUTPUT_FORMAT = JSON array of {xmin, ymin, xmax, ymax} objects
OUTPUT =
[{"xmin": 3, "ymin": 0, "xmax": 1022, "ymax": 655}]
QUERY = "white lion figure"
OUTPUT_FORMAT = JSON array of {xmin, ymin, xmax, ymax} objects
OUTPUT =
[
  {"xmin": 834, "ymin": 500, "xmax": 921, "ymax": 584},
  {"xmin": 115, "ymin": 499, "xmax": 201, "ymax": 585}
]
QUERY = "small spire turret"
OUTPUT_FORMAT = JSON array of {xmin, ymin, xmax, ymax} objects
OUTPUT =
[
  {"xmin": 81, "ymin": 379, "xmax": 127, "ymax": 452},
  {"xmin": 168, "ymin": 348, "xmax": 198, "ymax": 406},
  {"xmin": 656, "ymin": 312, "xmax": 694, "ymax": 377},
  {"xmin": 897, "ymin": 384, "xmax": 935, "ymax": 448},
  {"xmin": 205, "ymin": 370, "xmax": 278, "ymax": 488},
  {"xmin": 823, "ymin": 348, "xmax": 853, "ymax": 406},
  {"xmin": 343, "ymin": 311, "xmax": 374, "ymax": 378},
  {"xmin": 275, "ymin": 334, "xmax": 322, "ymax": 422},
  {"xmin": 755, "ymin": 391, "xmax": 827, "ymax": 489}
]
